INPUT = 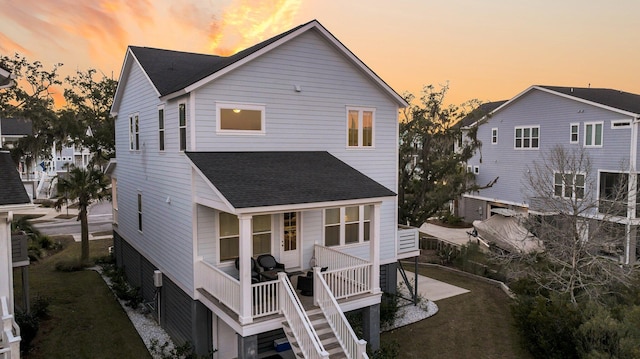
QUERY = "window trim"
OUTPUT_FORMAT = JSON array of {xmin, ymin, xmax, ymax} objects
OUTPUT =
[
  {"xmin": 346, "ymin": 106, "xmax": 375, "ymax": 148},
  {"xmin": 553, "ymin": 172, "xmax": 585, "ymax": 200},
  {"xmin": 158, "ymin": 105, "xmax": 165, "ymax": 151},
  {"xmin": 216, "ymin": 102, "xmax": 266, "ymax": 135},
  {"xmin": 491, "ymin": 128, "xmax": 498, "ymax": 144},
  {"xmin": 323, "ymin": 205, "xmax": 372, "ymax": 247},
  {"xmin": 611, "ymin": 119, "xmax": 631, "ymax": 129},
  {"xmin": 514, "ymin": 125, "xmax": 540, "ymax": 150},
  {"xmin": 217, "ymin": 212, "xmax": 274, "ymax": 263},
  {"xmin": 129, "ymin": 113, "xmax": 140, "ymax": 151},
  {"xmin": 474, "ymin": 166, "xmax": 480, "ymax": 174},
  {"xmin": 584, "ymin": 121, "xmax": 603, "ymax": 148},
  {"xmin": 570, "ymin": 123, "xmax": 579, "ymax": 144},
  {"xmin": 179, "ymin": 103, "xmax": 187, "ymax": 151}
]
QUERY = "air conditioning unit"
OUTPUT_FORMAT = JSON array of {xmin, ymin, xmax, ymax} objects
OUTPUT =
[{"xmin": 153, "ymin": 270, "xmax": 163, "ymax": 287}]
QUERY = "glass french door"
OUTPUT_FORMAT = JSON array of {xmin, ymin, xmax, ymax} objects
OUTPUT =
[{"xmin": 280, "ymin": 212, "xmax": 300, "ymax": 268}]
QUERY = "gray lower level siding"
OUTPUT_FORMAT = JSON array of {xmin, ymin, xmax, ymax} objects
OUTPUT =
[{"xmin": 113, "ymin": 231, "xmax": 213, "ymax": 356}]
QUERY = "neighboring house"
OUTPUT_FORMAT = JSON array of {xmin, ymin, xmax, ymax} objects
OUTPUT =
[
  {"xmin": 108, "ymin": 20, "xmax": 418, "ymax": 358},
  {"xmin": 0, "ymin": 66, "xmax": 15, "ymax": 89},
  {"xmin": 458, "ymin": 85, "xmax": 640, "ymax": 264},
  {"xmin": 0, "ymin": 118, "xmax": 93, "ymax": 198},
  {"xmin": 0, "ymin": 150, "xmax": 32, "ymax": 358}
]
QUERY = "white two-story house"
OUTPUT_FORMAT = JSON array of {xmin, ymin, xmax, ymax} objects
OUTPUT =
[
  {"xmin": 459, "ymin": 85, "xmax": 640, "ymax": 264},
  {"xmin": 108, "ymin": 20, "xmax": 418, "ymax": 358}
]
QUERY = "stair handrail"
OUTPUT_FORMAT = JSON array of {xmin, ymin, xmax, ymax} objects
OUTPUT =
[
  {"xmin": 277, "ymin": 273, "xmax": 329, "ymax": 359},
  {"xmin": 314, "ymin": 268, "xmax": 369, "ymax": 359}
]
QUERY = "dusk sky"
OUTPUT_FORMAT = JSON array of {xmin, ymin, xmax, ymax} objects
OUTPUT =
[{"xmin": 1, "ymin": 0, "xmax": 639, "ymax": 107}]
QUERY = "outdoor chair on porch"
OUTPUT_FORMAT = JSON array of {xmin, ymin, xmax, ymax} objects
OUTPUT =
[
  {"xmin": 256, "ymin": 254, "xmax": 288, "ymax": 281},
  {"xmin": 234, "ymin": 257, "xmax": 261, "ymax": 283},
  {"xmin": 296, "ymin": 267, "xmax": 328, "ymax": 296}
]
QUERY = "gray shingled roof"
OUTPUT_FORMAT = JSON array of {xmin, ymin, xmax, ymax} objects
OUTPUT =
[
  {"xmin": 0, "ymin": 118, "xmax": 33, "ymax": 136},
  {"xmin": 0, "ymin": 152, "xmax": 30, "ymax": 206},
  {"xmin": 185, "ymin": 151, "xmax": 395, "ymax": 209},
  {"xmin": 539, "ymin": 86, "xmax": 640, "ymax": 115},
  {"xmin": 130, "ymin": 21, "xmax": 309, "ymax": 97},
  {"xmin": 457, "ymin": 100, "xmax": 507, "ymax": 128}
]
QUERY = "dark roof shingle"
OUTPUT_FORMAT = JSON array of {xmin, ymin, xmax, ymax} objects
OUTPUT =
[
  {"xmin": 186, "ymin": 151, "xmax": 395, "ymax": 209},
  {"xmin": 0, "ymin": 118, "xmax": 32, "ymax": 136},
  {"xmin": 130, "ymin": 21, "xmax": 310, "ymax": 97},
  {"xmin": 458, "ymin": 100, "xmax": 507, "ymax": 128},
  {"xmin": 539, "ymin": 86, "xmax": 640, "ymax": 114},
  {"xmin": 0, "ymin": 152, "xmax": 30, "ymax": 206}
]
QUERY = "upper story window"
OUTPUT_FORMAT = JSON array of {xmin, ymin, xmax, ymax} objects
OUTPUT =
[
  {"xmin": 137, "ymin": 193, "xmax": 143, "ymax": 232},
  {"xmin": 216, "ymin": 103, "xmax": 265, "ymax": 134},
  {"xmin": 514, "ymin": 125, "xmax": 539, "ymax": 149},
  {"xmin": 554, "ymin": 172, "xmax": 584, "ymax": 199},
  {"xmin": 570, "ymin": 123, "xmax": 579, "ymax": 144},
  {"xmin": 611, "ymin": 120, "xmax": 631, "ymax": 129},
  {"xmin": 324, "ymin": 205, "xmax": 372, "ymax": 247},
  {"xmin": 491, "ymin": 128, "xmax": 498, "ymax": 144},
  {"xmin": 158, "ymin": 106, "xmax": 165, "ymax": 151},
  {"xmin": 584, "ymin": 122, "xmax": 603, "ymax": 147},
  {"xmin": 129, "ymin": 114, "xmax": 139, "ymax": 151},
  {"xmin": 179, "ymin": 103, "xmax": 187, "ymax": 151},
  {"xmin": 347, "ymin": 107, "xmax": 374, "ymax": 148}
]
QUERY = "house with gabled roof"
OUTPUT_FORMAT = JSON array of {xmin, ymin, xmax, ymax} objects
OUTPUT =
[
  {"xmin": 1, "ymin": 150, "xmax": 32, "ymax": 358},
  {"xmin": 108, "ymin": 20, "xmax": 418, "ymax": 358},
  {"xmin": 458, "ymin": 85, "xmax": 640, "ymax": 264}
]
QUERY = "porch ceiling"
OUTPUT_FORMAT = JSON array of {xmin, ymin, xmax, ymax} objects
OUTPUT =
[{"xmin": 186, "ymin": 151, "xmax": 395, "ymax": 209}]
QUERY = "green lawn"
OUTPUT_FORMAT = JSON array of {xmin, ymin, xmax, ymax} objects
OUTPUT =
[
  {"xmin": 14, "ymin": 237, "xmax": 151, "ymax": 359},
  {"xmin": 382, "ymin": 265, "xmax": 531, "ymax": 359}
]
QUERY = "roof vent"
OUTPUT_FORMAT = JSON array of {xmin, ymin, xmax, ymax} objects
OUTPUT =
[{"xmin": 570, "ymin": 88, "xmax": 574, "ymax": 93}]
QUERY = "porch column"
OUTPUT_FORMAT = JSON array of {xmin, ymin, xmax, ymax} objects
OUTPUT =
[
  {"xmin": 238, "ymin": 214, "xmax": 253, "ymax": 324},
  {"xmin": 0, "ymin": 212, "xmax": 14, "ymax": 314},
  {"xmin": 370, "ymin": 203, "xmax": 381, "ymax": 294}
]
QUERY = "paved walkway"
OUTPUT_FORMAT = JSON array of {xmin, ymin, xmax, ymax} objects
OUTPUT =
[{"xmin": 398, "ymin": 269, "xmax": 469, "ymax": 302}]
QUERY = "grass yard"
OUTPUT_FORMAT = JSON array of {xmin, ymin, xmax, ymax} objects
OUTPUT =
[
  {"xmin": 14, "ymin": 236, "xmax": 151, "ymax": 359},
  {"xmin": 382, "ymin": 265, "xmax": 531, "ymax": 359}
]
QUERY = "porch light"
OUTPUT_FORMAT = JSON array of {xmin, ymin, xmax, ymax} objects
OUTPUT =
[{"xmin": 233, "ymin": 109, "xmax": 241, "ymax": 113}]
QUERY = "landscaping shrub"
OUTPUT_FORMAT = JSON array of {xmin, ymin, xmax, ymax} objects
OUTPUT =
[
  {"xmin": 380, "ymin": 292, "xmax": 399, "ymax": 327},
  {"xmin": 101, "ymin": 264, "xmax": 143, "ymax": 308},
  {"xmin": 15, "ymin": 310, "xmax": 39, "ymax": 353},
  {"xmin": 55, "ymin": 259, "xmax": 89, "ymax": 272},
  {"xmin": 31, "ymin": 294, "xmax": 51, "ymax": 319},
  {"xmin": 149, "ymin": 339, "xmax": 215, "ymax": 359},
  {"xmin": 370, "ymin": 340, "xmax": 399, "ymax": 359}
]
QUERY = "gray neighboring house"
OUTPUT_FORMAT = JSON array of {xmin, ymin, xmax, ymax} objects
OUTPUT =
[
  {"xmin": 458, "ymin": 85, "xmax": 640, "ymax": 264},
  {"xmin": 108, "ymin": 20, "xmax": 418, "ymax": 358},
  {"xmin": 1, "ymin": 150, "xmax": 32, "ymax": 358},
  {"xmin": 0, "ymin": 66, "xmax": 15, "ymax": 89}
]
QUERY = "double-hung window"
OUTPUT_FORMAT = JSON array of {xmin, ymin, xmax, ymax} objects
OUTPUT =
[
  {"xmin": 584, "ymin": 122, "xmax": 603, "ymax": 147},
  {"xmin": 491, "ymin": 128, "xmax": 498, "ymax": 144},
  {"xmin": 137, "ymin": 193, "xmax": 143, "ymax": 231},
  {"xmin": 179, "ymin": 103, "xmax": 187, "ymax": 151},
  {"xmin": 554, "ymin": 173, "xmax": 585, "ymax": 199},
  {"xmin": 158, "ymin": 106, "xmax": 165, "ymax": 151},
  {"xmin": 129, "ymin": 114, "xmax": 139, "ymax": 150},
  {"xmin": 324, "ymin": 205, "xmax": 372, "ymax": 246},
  {"xmin": 514, "ymin": 126, "xmax": 539, "ymax": 149},
  {"xmin": 218, "ymin": 213, "xmax": 272, "ymax": 261},
  {"xmin": 216, "ymin": 103, "xmax": 265, "ymax": 134},
  {"xmin": 347, "ymin": 107, "xmax": 374, "ymax": 148},
  {"xmin": 570, "ymin": 123, "xmax": 579, "ymax": 144}
]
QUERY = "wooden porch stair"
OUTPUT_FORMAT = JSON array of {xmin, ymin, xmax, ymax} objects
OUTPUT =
[{"xmin": 283, "ymin": 312, "xmax": 347, "ymax": 359}]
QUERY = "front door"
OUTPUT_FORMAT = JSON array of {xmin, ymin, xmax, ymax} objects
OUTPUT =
[{"xmin": 280, "ymin": 212, "xmax": 300, "ymax": 269}]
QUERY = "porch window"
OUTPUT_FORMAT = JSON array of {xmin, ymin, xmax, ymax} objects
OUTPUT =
[
  {"xmin": 324, "ymin": 205, "xmax": 373, "ymax": 246},
  {"xmin": 554, "ymin": 172, "xmax": 585, "ymax": 199},
  {"xmin": 219, "ymin": 213, "xmax": 273, "ymax": 261},
  {"xmin": 219, "ymin": 212, "xmax": 239, "ymax": 262},
  {"xmin": 599, "ymin": 172, "xmax": 628, "ymax": 216}
]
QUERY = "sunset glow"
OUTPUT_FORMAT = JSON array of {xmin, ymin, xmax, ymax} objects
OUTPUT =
[{"xmin": 1, "ymin": 1, "xmax": 639, "ymax": 106}]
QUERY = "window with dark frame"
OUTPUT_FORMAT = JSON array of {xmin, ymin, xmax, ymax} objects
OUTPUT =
[
  {"xmin": 158, "ymin": 107, "xmax": 165, "ymax": 151},
  {"xmin": 179, "ymin": 104, "xmax": 186, "ymax": 151}
]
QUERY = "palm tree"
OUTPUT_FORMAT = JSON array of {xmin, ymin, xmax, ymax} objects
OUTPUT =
[{"xmin": 55, "ymin": 166, "xmax": 109, "ymax": 263}]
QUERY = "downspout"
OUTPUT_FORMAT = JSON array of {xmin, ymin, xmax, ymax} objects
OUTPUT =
[{"xmin": 626, "ymin": 116, "xmax": 639, "ymax": 264}]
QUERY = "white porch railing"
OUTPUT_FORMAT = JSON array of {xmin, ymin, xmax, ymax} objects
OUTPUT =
[
  {"xmin": 314, "ymin": 244, "xmax": 369, "ymax": 269},
  {"xmin": 0, "ymin": 296, "xmax": 20, "ymax": 359},
  {"xmin": 314, "ymin": 245, "xmax": 372, "ymax": 300},
  {"xmin": 197, "ymin": 261, "xmax": 241, "ymax": 314},
  {"xmin": 315, "ymin": 269, "xmax": 368, "ymax": 359},
  {"xmin": 251, "ymin": 280, "xmax": 279, "ymax": 318},
  {"xmin": 277, "ymin": 273, "xmax": 329, "ymax": 359}
]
